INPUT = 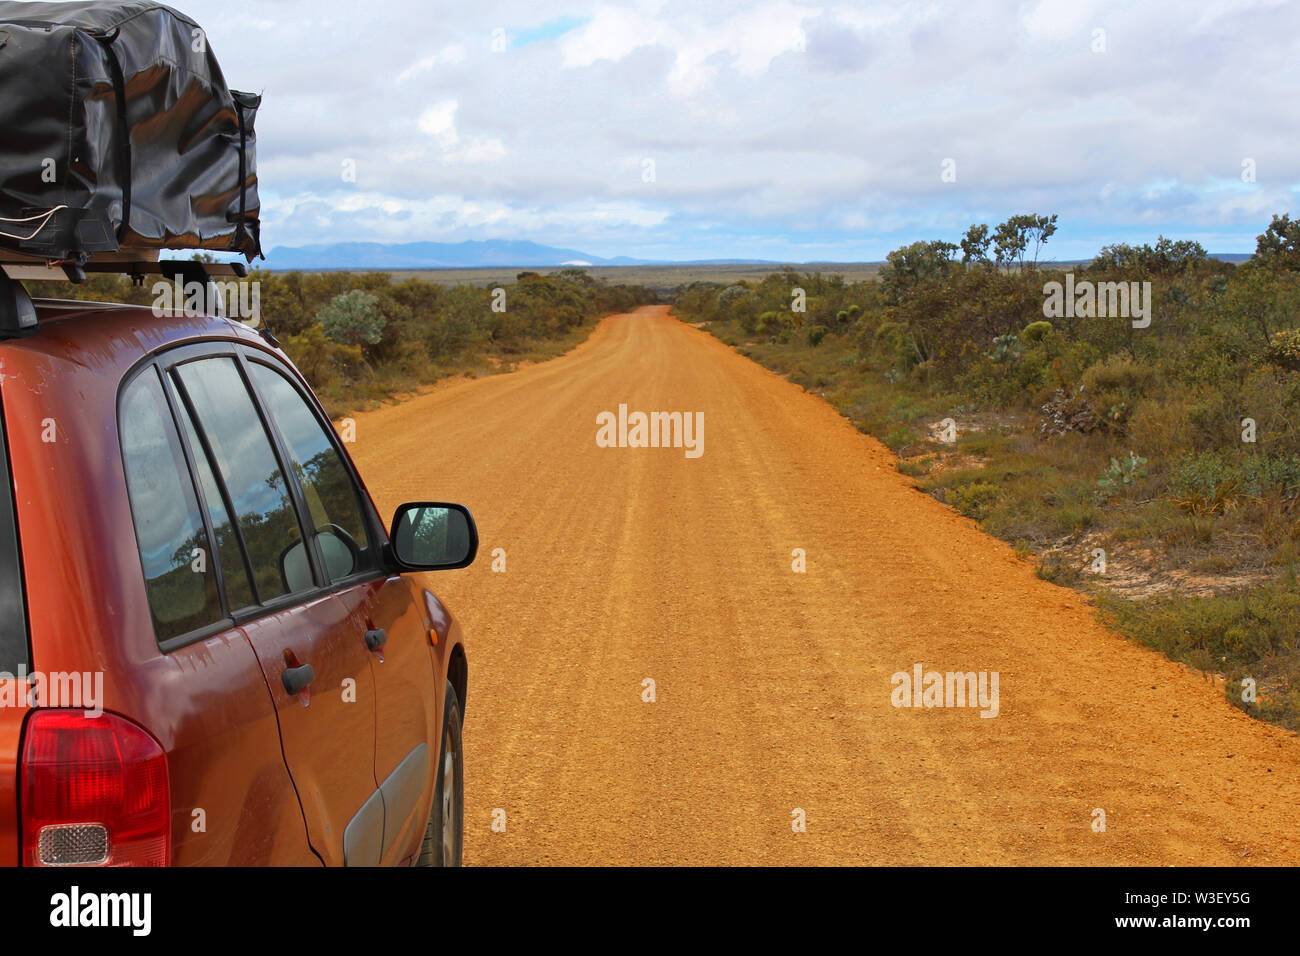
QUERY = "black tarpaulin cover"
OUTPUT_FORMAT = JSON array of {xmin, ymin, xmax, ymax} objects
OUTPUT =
[{"xmin": 0, "ymin": 1, "xmax": 261, "ymax": 261}]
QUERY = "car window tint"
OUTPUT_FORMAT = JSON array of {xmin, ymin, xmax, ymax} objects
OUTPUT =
[
  {"xmin": 247, "ymin": 362, "xmax": 376, "ymax": 583},
  {"xmin": 120, "ymin": 369, "xmax": 224, "ymax": 642},
  {"xmin": 171, "ymin": 388, "xmax": 257, "ymax": 611},
  {"xmin": 175, "ymin": 358, "xmax": 310, "ymax": 601}
]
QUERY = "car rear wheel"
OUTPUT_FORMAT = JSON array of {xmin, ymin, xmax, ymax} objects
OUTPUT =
[{"xmin": 417, "ymin": 682, "xmax": 463, "ymax": 867}]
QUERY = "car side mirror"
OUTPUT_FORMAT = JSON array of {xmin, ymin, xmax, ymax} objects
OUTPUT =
[{"xmin": 388, "ymin": 502, "xmax": 477, "ymax": 571}]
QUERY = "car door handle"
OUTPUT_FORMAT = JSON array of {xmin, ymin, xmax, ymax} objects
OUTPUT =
[
  {"xmin": 282, "ymin": 663, "xmax": 315, "ymax": 695},
  {"xmin": 365, "ymin": 628, "xmax": 387, "ymax": 651}
]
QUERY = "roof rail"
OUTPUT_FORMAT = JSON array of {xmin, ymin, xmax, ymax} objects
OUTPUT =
[
  {"xmin": 0, "ymin": 254, "xmax": 248, "ymax": 285},
  {"xmin": 0, "ymin": 255, "xmax": 252, "ymax": 341}
]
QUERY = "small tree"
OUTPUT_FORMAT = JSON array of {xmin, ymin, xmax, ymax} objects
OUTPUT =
[
  {"xmin": 318, "ymin": 289, "xmax": 385, "ymax": 346},
  {"xmin": 1255, "ymin": 213, "xmax": 1300, "ymax": 270},
  {"xmin": 993, "ymin": 213, "xmax": 1056, "ymax": 271},
  {"xmin": 961, "ymin": 223, "xmax": 993, "ymax": 266}
]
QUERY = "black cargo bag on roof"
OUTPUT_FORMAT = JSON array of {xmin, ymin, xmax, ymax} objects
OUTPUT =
[{"xmin": 0, "ymin": 0, "xmax": 261, "ymax": 262}]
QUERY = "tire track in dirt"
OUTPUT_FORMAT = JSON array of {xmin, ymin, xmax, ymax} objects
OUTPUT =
[{"xmin": 348, "ymin": 305, "xmax": 1300, "ymax": 865}]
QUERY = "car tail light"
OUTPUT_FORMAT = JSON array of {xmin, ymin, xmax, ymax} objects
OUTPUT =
[{"xmin": 20, "ymin": 710, "xmax": 170, "ymax": 867}]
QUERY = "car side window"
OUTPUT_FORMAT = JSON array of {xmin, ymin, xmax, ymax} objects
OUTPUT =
[
  {"xmin": 120, "ymin": 368, "xmax": 225, "ymax": 642},
  {"xmin": 171, "ymin": 391, "xmax": 257, "ymax": 612},
  {"xmin": 173, "ymin": 357, "xmax": 312, "ymax": 602},
  {"xmin": 247, "ymin": 361, "xmax": 377, "ymax": 583}
]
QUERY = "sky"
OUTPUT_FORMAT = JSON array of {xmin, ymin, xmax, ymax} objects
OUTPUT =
[{"xmin": 178, "ymin": 0, "xmax": 1300, "ymax": 262}]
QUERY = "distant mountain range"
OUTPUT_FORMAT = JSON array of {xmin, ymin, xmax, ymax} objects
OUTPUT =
[
  {"xmin": 261, "ymin": 240, "xmax": 781, "ymax": 271},
  {"xmin": 258, "ymin": 239, "xmax": 1255, "ymax": 272}
]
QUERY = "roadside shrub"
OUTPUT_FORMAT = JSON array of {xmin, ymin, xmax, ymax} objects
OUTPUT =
[
  {"xmin": 897, "ymin": 456, "xmax": 935, "ymax": 478},
  {"xmin": 1169, "ymin": 453, "xmax": 1244, "ymax": 515},
  {"xmin": 717, "ymin": 284, "xmax": 749, "ymax": 307},
  {"xmin": 1099, "ymin": 585, "xmax": 1300, "ymax": 728},
  {"xmin": 1035, "ymin": 554, "xmax": 1082, "ymax": 586},
  {"xmin": 1021, "ymin": 320, "xmax": 1053, "ymax": 343},
  {"xmin": 807, "ymin": 325, "xmax": 829, "ymax": 346},
  {"xmin": 874, "ymin": 320, "xmax": 916, "ymax": 371},
  {"xmin": 756, "ymin": 311, "xmax": 784, "ymax": 338},
  {"xmin": 424, "ymin": 285, "xmax": 488, "ymax": 360},
  {"xmin": 1080, "ymin": 354, "xmax": 1155, "ymax": 431},
  {"xmin": 1096, "ymin": 451, "xmax": 1148, "ymax": 496},
  {"xmin": 1171, "ymin": 452, "xmax": 1300, "ymax": 511},
  {"xmin": 1266, "ymin": 328, "xmax": 1300, "ymax": 371},
  {"xmin": 1082, "ymin": 353, "xmax": 1156, "ymax": 394},
  {"xmin": 987, "ymin": 333, "xmax": 1023, "ymax": 364},
  {"xmin": 949, "ymin": 481, "xmax": 1000, "ymax": 521},
  {"xmin": 319, "ymin": 289, "xmax": 385, "ymax": 346},
  {"xmin": 882, "ymin": 423, "xmax": 919, "ymax": 453},
  {"xmin": 1125, "ymin": 385, "xmax": 1198, "ymax": 459},
  {"xmin": 1243, "ymin": 454, "xmax": 1300, "ymax": 498},
  {"xmin": 282, "ymin": 324, "xmax": 363, "ymax": 387}
]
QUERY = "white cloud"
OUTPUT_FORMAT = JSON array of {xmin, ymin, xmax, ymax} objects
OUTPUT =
[
  {"xmin": 560, "ymin": 1, "xmax": 816, "ymax": 96},
  {"xmin": 417, "ymin": 100, "xmax": 460, "ymax": 149},
  {"xmin": 559, "ymin": 6, "xmax": 666, "ymax": 68},
  {"xmin": 443, "ymin": 137, "xmax": 508, "ymax": 165},
  {"xmin": 1021, "ymin": 0, "xmax": 1097, "ymax": 41},
  {"xmin": 182, "ymin": 0, "xmax": 1300, "ymax": 258},
  {"xmin": 415, "ymin": 100, "xmax": 505, "ymax": 164},
  {"xmin": 395, "ymin": 44, "xmax": 467, "ymax": 85}
]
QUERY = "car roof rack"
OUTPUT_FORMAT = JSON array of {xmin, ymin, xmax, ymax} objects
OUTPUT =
[
  {"xmin": 0, "ymin": 271, "xmax": 37, "ymax": 338},
  {"xmin": 0, "ymin": 252, "xmax": 248, "ymax": 285},
  {"xmin": 0, "ymin": 253, "xmax": 250, "ymax": 339}
]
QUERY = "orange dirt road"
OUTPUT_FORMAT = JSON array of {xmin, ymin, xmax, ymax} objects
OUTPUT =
[{"xmin": 349, "ymin": 305, "xmax": 1300, "ymax": 865}]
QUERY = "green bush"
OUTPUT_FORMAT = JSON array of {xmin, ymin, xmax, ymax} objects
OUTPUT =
[
  {"xmin": 949, "ymin": 482, "xmax": 1000, "ymax": 520},
  {"xmin": 319, "ymin": 289, "xmax": 385, "ymax": 346},
  {"xmin": 1266, "ymin": 328, "xmax": 1300, "ymax": 371},
  {"xmin": 987, "ymin": 333, "xmax": 1023, "ymax": 364},
  {"xmin": 1021, "ymin": 320, "xmax": 1053, "ymax": 343},
  {"xmin": 1243, "ymin": 454, "xmax": 1300, "ymax": 497},
  {"xmin": 1172, "ymin": 452, "xmax": 1300, "ymax": 504},
  {"xmin": 874, "ymin": 321, "xmax": 915, "ymax": 370},
  {"xmin": 1096, "ymin": 451, "xmax": 1148, "ymax": 495},
  {"xmin": 882, "ymin": 424, "xmax": 919, "ymax": 453},
  {"xmin": 1080, "ymin": 354, "xmax": 1155, "ymax": 430}
]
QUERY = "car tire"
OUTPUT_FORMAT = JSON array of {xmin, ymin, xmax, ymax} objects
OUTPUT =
[{"xmin": 417, "ymin": 681, "xmax": 463, "ymax": 867}]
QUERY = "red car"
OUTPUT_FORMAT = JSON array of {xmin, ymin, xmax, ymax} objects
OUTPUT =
[{"xmin": 0, "ymin": 267, "xmax": 474, "ymax": 866}]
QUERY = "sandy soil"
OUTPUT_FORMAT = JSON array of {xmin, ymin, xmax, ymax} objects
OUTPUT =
[{"xmin": 348, "ymin": 305, "xmax": 1300, "ymax": 865}]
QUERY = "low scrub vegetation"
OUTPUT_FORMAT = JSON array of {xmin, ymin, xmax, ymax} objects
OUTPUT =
[
  {"xmin": 677, "ymin": 212, "xmax": 1300, "ymax": 729},
  {"xmin": 36, "ymin": 266, "xmax": 658, "ymax": 417}
]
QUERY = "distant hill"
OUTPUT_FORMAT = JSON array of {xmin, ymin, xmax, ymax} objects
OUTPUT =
[
  {"xmin": 261, "ymin": 239, "xmax": 786, "ymax": 271},
  {"xmin": 259, "ymin": 239, "xmax": 1256, "ymax": 272}
]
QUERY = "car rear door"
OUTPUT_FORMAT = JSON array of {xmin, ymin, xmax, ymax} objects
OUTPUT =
[
  {"xmin": 163, "ymin": 347, "xmax": 383, "ymax": 867},
  {"xmin": 117, "ymin": 365, "xmax": 319, "ymax": 865},
  {"xmin": 0, "ymin": 383, "xmax": 31, "ymax": 865},
  {"xmin": 241, "ymin": 354, "xmax": 440, "ymax": 865}
]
